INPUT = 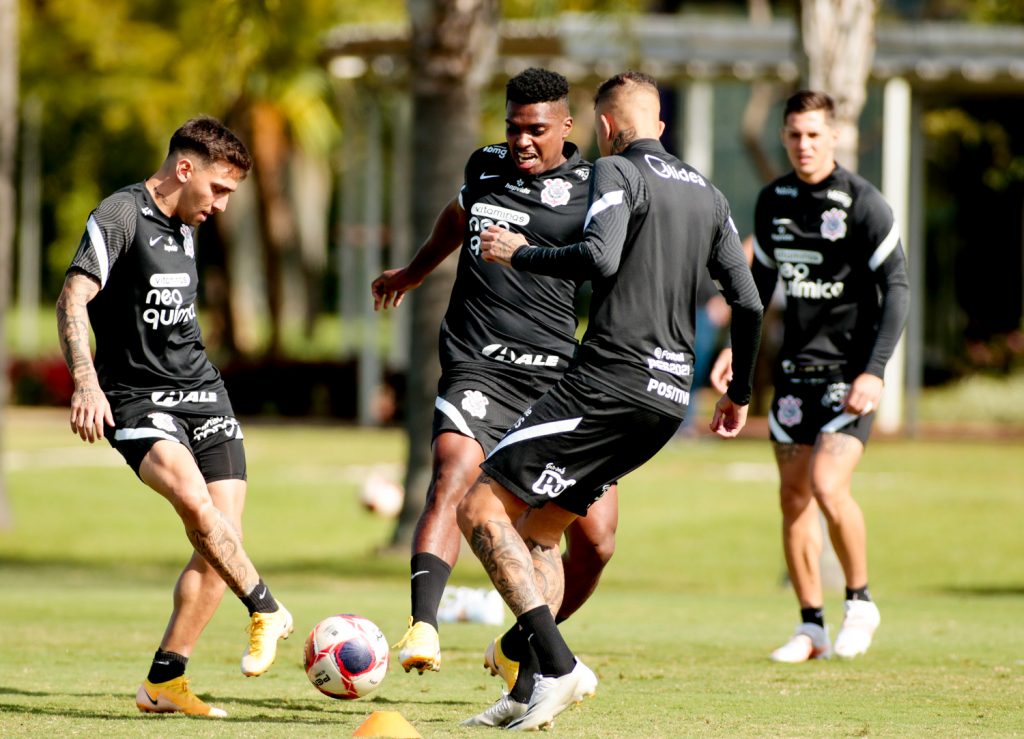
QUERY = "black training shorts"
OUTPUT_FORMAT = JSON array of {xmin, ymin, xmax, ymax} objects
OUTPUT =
[
  {"xmin": 481, "ymin": 371, "xmax": 680, "ymax": 516},
  {"xmin": 107, "ymin": 409, "xmax": 247, "ymax": 482},
  {"xmin": 432, "ymin": 366, "xmax": 559, "ymax": 457},
  {"xmin": 768, "ymin": 374, "xmax": 874, "ymax": 447}
]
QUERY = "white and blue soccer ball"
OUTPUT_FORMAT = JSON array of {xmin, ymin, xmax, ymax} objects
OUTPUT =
[{"xmin": 304, "ymin": 614, "xmax": 389, "ymax": 699}]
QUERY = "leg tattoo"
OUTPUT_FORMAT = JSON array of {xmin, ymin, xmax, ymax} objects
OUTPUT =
[
  {"xmin": 186, "ymin": 510, "xmax": 254, "ymax": 598},
  {"xmin": 469, "ymin": 520, "xmax": 541, "ymax": 616}
]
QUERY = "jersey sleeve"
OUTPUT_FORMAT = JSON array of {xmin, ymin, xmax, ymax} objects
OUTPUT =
[
  {"xmin": 708, "ymin": 190, "xmax": 763, "ymax": 405},
  {"xmin": 511, "ymin": 156, "xmax": 640, "ymax": 279},
  {"xmin": 858, "ymin": 189, "xmax": 910, "ymax": 377},
  {"xmin": 68, "ymin": 192, "xmax": 137, "ymax": 288},
  {"xmin": 750, "ymin": 187, "xmax": 780, "ymax": 309}
]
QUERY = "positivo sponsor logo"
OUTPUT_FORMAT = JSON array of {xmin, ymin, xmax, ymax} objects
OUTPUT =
[{"xmin": 645, "ymin": 378, "xmax": 690, "ymax": 405}]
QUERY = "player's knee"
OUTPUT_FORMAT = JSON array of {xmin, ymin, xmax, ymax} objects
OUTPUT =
[
  {"xmin": 809, "ymin": 482, "xmax": 849, "ymax": 522},
  {"xmin": 778, "ymin": 484, "xmax": 813, "ymax": 520},
  {"xmin": 173, "ymin": 489, "xmax": 217, "ymax": 530},
  {"xmin": 455, "ymin": 487, "xmax": 487, "ymax": 539}
]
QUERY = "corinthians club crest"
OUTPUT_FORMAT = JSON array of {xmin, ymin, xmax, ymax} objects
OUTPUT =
[
  {"xmin": 540, "ymin": 178, "xmax": 572, "ymax": 207},
  {"xmin": 776, "ymin": 395, "xmax": 803, "ymax": 427},
  {"xmin": 820, "ymin": 207, "xmax": 848, "ymax": 242}
]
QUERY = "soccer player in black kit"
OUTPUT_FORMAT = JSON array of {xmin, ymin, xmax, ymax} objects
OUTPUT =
[
  {"xmin": 712, "ymin": 91, "xmax": 909, "ymax": 662},
  {"xmin": 56, "ymin": 117, "xmax": 293, "ymax": 717},
  {"xmin": 371, "ymin": 68, "xmax": 618, "ymax": 717},
  {"xmin": 459, "ymin": 72, "xmax": 764, "ymax": 730}
]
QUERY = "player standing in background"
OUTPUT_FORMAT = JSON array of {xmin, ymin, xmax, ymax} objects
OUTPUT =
[
  {"xmin": 712, "ymin": 90, "xmax": 909, "ymax": 662},
  {"xmin": 56, "ymin": 117, "xmax": 293, "ymax": 718},
  {"xmin": 371, "ymin": 68, "xmax": 619, "ymax": 711},
  {"xmin": 459, "ymin": 71, "xmax": 763, "ymax": 730}
]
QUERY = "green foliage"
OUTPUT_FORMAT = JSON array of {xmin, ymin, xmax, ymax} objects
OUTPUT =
[
  {"xmin": 1, "ymin": 410, "xmax": 1023, "ymax": 735},
  {"xmin": 19, "ymin": 0, "xmax": 406, "ymax": 299}
]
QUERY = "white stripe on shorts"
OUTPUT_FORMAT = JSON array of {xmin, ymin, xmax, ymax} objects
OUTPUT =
[
  {"xmin": 820, "ymin": 412, "xmax": 859, "ymax": 434},
  {"xmin": 435, "ymin": 396, "xmax": 475, "ymax": 439},
  {"xmin": 768, "ymin": 411, "xmax": 793, "ymax": 443},
  {"xmin": 487, "ymin": 416, "xmax": 583, "ymax": 459},
  {"xmin": 113, "ymin": 427, "xmax": 180, "ymax": 443}
]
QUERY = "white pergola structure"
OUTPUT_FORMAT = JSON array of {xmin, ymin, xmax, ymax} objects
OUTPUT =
[{"xmin": 324, "ymin": 14, "xmax": 1024, "ymax": 431}]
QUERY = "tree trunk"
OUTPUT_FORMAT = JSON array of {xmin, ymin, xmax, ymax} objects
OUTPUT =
[
  {"xmin": 249, "ymin": 101, "xmax": 299, "ymax": 359},
  {"xmin": 741, "ymin": 0, "xmax": 783, "ymax": 184},
  {"xmin": 390, "ymin": 0, "xmax": 498, "ymax": 548},
  {"xmin": 0, "ymin": 0, "xmax": 18, "ymax": 530},
  {"xmin": 798, "ymin": 0, "xmax": 879, "ymax": 171}
]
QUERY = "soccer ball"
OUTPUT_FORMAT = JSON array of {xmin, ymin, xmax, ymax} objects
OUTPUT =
[{"xmin": 304, "ymin": 614, "xmax": 390, "ymax": 699}]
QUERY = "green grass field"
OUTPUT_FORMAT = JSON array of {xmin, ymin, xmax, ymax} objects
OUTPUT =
[{"xmin": 1, "ymin": 408, "xmax": 1022, "ymax": 737}]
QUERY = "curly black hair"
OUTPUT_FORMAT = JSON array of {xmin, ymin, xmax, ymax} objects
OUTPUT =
[{"xmin": 506, "ymin": 67, "xmax": 570, "ymax": 106}]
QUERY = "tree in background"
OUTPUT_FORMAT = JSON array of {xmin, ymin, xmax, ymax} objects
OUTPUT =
[
  {"xmin": 390, "ymin": 0, "xmax": 498, "ymax": 548},
  {"xmin": 797, "ymin": 0, "xmax": 879, "ymax": 170},
  {"xmin": 0, "ymin": 0, "xmax": 18, "ymax": 530}
]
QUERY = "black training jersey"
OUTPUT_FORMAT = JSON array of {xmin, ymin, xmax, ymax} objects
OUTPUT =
[
  {"xmin": 512, "ymin": 139, "xmax": 763, "ymax": 419},
  {"xmin": 439, "ymin": 142, "xmax": 592, "ymax": 381},
  {"xmin": 752, "ymin": 164, "xmax": 910, "ymax": 378},
  {"xmin": 68, "ymin": 182, "xmax": 229, "ymax": 421}
]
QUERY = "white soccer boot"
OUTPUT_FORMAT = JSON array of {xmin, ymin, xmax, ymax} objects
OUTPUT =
[
  {"xmin": 506, "ymin": 659, "xmax": 593, "ymax": 732},
  {"xmin": 834, "ymin": 600, "xmax": 881, "ymax": 658},
  {"xmin": 770, "ymin": 622, "xmax": 832, "ymax": 663},
  {"xmin": 460, "ymin": 693, "xmax": 528, "ymax": 727}
]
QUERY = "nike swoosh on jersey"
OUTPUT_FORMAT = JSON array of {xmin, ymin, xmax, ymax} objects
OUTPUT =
[
  {"xmin": 410, "ymin": 570, "xmax": 430, "ymax": 580},
  {"xmin": 149, "ymin": 235, "xmax": 163, "ymax": 246},
  {"xmin": 479, "ymin": 173, "xmax": 501, "ymax": 180}
]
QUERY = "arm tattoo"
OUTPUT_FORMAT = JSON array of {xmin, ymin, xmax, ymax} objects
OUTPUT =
[
  {"xmin": 469, "ymin": 519, "xmax": 541, "ymax": 616},
  {"xmin": 56, "ymin": 277, "xmax": 100, "ymax": 386},
  {"xmin": 612, "ymin": 128, "xmax": 638, "ymax": 154},
  {"xmin": 186, "ymin": 510, "xmax": 256, "ymax": 598}
]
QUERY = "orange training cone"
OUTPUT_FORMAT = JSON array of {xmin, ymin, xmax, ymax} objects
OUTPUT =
[{"xmin": 352, "ymin": 710, "xmax": 422, "ymax": 738}]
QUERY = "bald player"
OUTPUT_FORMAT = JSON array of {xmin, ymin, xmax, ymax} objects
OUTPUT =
[{"xmin": 454, "ymin": 71, "xmax": 764, "ymax": 731}]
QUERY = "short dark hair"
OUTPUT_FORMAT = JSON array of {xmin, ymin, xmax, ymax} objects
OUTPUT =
[
  {"xmin": 168, "ymin": 116, "xmax": 252, "ymax": 173},
  {"xmin": 783, "ymin": 90, "xmax": 835, "ymax": 124},
  {"xmin": 506, "ymin": 68, "xmax": 570, "ymax": 106},
  {"xmin": 593, "ymin": 71, "xmax": 659, "ymax": 107}
]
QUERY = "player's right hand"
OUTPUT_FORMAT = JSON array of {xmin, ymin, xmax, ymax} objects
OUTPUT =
[
  {"xmin": 69, "ymin": 384, "xmax": 113, "ymax": 443},
  {"xmin": 709, "ymin": 347, "xmax": 733, "ymax": 394},
  {"xmin": 371, "ymin": 268, "xmax": 420, "ymax": 310}
]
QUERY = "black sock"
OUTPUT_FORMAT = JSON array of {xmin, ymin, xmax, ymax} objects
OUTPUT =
[
  {"xmin": 241, "ymin": 578, "xmax": 278, "ymax": 616},
  {"xmin": 410, "ymin": 552, "xmax": 451, "ymax": 629},
  {"xmin": 500, "ymin": 624, "xmax": 530, "ymax": 662},
  {"xmin": 846, "ymin": 584, "xmax": 872, "ymax": 602},
  {"xmin": 801, "ymin": 606, "xmax": 825, "ymax": 627},
  {"xmin": 517, "ymin": 605, "xmax": 575, "ymax": 677},
  {"xmin": 147, "ymin": 649, "xmax": 187, "ymax": 683},
  {"xmin": 509, "ymin": 642, "xmax": 539, "ymax": 703}
]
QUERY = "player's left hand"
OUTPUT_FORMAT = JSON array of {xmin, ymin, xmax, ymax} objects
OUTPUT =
[
  {"xmin": 710, "ymin": 394, "xmax": 748, "ymax": 438},
  {"xmin": 845, "ymin": 372, "xmax": 884, "ymax": 416},
  {"xmin": 480, "ymin": 226, "xmax": 527, "ymax": 266}
]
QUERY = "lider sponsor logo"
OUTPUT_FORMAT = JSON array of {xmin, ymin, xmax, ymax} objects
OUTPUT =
[{"xmin": 643, "ymin": 154, "xmax": 706, "ymax": 187}]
